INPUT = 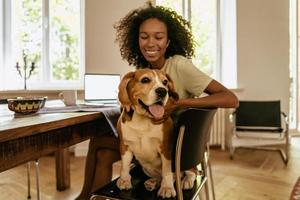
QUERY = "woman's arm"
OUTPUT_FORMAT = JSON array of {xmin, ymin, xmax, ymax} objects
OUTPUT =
[
  {"xmin": 152, "ymin": 80, "xmax": 238, "ymax": 124},
  {"xmin": 177, "ymin": 79, "xmax": 239, "ymax": 109}
]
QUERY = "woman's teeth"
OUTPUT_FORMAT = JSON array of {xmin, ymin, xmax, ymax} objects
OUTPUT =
[{"xmin": 146, "ymin": 50, "xmax": 158, "ymax": 55}]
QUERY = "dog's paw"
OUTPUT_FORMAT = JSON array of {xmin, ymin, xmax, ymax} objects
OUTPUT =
[
  {"xmin": 182, "ymin": 171, "xmax": 196, "ymax": 190},
  {"xmin": 157, "ymin": 186, "xmax": 176, "ymax": 198},
  {"xmin": 116, "ymin": 176, "xmax": 132, "ymax": 190},
  {"xmin": 144, "ymin": 178, "xmax": 160, "ymax": 191}
]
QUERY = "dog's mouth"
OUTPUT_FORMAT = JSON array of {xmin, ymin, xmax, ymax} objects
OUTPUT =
[{"xmin": 138, "ymin": 99, "xmax": 165, "ymax": 119}]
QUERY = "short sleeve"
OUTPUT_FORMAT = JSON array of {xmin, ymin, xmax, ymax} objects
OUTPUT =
[{"xmin": 176, "ymin": 56, "xmax": 212, "ymax": 97}]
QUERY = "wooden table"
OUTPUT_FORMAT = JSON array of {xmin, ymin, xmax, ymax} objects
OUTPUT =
[{"xmin": 0, "ymin": 103, "xmax": 120, "ymax": 199}]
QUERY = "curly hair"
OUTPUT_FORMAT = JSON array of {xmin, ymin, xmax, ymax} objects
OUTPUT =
[{"xmin": 114, "ymin": 2, "xmax": 195, "ymax": 68}]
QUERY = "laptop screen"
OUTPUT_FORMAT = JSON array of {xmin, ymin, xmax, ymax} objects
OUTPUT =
[{"xmin": 84, "ymin": 73, "xmax": 120, "ymax": 101}]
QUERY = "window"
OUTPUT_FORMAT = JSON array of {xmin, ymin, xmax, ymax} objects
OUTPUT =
[
  {"xmin": 155, "ymin": 0, "xmax": 237, "ymax": 88},
  {"xmin": 0, "ymin": 0, "xmax": 84, "ymax": 90},
  {"xmin": 156, "ymin": 0, "xmax": 218, "ymax": 77}
]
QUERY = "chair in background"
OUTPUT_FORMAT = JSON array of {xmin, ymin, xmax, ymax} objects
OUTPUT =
[
  {"xmin": 90, "ymin": 108, "xmax": 217, "ymax": 200},
  {"xmin": 0, "ymin": 99, "xmax": 41, "ymax": 199},
  {"xmin": 27, "ymin": 160, "xmax": 41, "ymax": 200},
  {"xmin": 229, "ymin": 100, "xmax": 289, "ymax": 164}
]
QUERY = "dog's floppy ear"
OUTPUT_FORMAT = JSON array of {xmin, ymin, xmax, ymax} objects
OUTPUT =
[
  {"xmin": 166, "ymin": 74, "xmax": 179, "ymax": 101},
  {"xmin": 118, "ymin": 71, "xmax": 135, "ymax": 112}
]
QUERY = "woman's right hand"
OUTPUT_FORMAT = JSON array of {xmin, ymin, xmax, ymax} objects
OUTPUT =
[{"xmin": 151, "ymin": 98, "xmax": 179, "ymax": 124}]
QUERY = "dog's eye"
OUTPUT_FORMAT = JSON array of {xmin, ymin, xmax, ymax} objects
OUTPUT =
[
  {"xmin": 141, "ymin": 77, "xmax": 151, "ymax": 84},
  {"xmin": 162, "ymin": 80, "xmax": 168, "ymax": 86}
]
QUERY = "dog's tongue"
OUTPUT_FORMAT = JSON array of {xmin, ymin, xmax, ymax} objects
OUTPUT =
[{"xmin": 149, "ymin": 104, "xmax": 165, "ymax": 119}]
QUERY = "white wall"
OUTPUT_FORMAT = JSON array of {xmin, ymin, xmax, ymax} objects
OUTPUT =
[
  {"xmin": 236, "ymin": 0, "xmax": 290, "ymax": 114},
  {"xmin": 85, "ymin": 0, "xmax": 146, "ymax": 76}
]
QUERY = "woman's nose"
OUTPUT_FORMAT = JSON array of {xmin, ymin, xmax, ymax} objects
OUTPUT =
[{"xmin": 146, "ymin": 38, "xmax": 155, "ymax": 47}]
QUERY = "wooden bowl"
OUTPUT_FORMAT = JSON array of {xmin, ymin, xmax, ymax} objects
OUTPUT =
[{"xmin": 7, "ymin": 97, "xmax": 47, "ymax": 114}]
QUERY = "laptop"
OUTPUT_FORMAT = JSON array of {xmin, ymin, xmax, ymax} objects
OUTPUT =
[{"xmin": 84, "ymin": 73, "xmax": 120, "ymax": 105}]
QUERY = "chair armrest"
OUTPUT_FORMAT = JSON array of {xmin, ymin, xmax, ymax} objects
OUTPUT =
[
  {"xmin": 229, "ymin": 111, "xmax": 237, "ymax": 137},
  {"xmin": 281, "ymin": 111, "xmax": 287, "ymax": 118},
  {"xmin": 281, "ymin": 111, "xmax": 289, "ymax": 133},
  {"xmin": 229, "ymin": 111, "xmax": 236, "ymax": 123}
]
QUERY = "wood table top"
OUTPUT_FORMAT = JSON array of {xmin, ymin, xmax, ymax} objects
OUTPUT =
[{"xmin": 0, "ymin": 101, "xmax": 103, "ymax": 143}]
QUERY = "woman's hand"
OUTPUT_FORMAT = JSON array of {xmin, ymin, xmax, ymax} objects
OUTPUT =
[{"xmin": 151, "ymin": 98, "xmax": 180, "ymax": 124}]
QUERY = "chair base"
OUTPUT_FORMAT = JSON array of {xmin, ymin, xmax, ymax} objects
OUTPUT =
[
  {"xmin": 90, "ymin": 165, "xmax": 206, "ymax": 200},
  {"xmin": 230, "ymin": 146, "xmax": 289, "ymax": 164},
  {"xmin": 229, "ymin": 133, "xmax": 289, "ymax": 165}
]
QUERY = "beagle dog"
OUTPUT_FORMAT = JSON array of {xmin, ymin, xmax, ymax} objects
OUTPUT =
[{"xmin": 116, "ymin": 69, "xmax": 196, "ymax": 198}]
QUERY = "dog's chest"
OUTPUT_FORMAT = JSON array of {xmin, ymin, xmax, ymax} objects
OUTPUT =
[{"xmin": 121, "ymin": 115, "xmax": 164, "ymax": 160}]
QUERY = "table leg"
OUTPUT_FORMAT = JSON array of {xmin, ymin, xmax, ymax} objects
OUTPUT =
[{"xmin": 55, "ymin": 148, "xmax": 70, "ymax": 191}]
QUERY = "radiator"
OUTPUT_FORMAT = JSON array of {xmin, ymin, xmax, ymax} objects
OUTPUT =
[{"xmin": 209, "ymin": 108, "xmax": 228, "ymax": 150}]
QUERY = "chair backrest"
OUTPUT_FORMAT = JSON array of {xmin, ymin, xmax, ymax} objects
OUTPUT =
[
  {"xmin": 172, "ymin": 108, "xmax": 217, "ymax": 171},
  {"xmin": 236, "ymin": 101, "xmax": 282, "ymax": 131}
]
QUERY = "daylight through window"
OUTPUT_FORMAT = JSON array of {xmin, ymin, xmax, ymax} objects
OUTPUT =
[
  {"xmin": 0, "ymin": 0, "xmax": 83, "ymax": 90},
  {"xmin": 156, "ymin": 0, "xmax": 218, "ymax": 78}
]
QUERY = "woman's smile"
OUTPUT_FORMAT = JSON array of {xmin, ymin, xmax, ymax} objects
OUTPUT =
[
  {"xmin": 144, "ymin": 49, "xmax": 160, "ymax": 57},
  {"xmin": 145, "ymin": 50, "xmax": 159, "ymax": 55}
]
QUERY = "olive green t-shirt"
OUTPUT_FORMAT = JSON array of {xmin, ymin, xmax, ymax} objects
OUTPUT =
[{"xmin": 162, "ymin": 55, "xmax": 212, "ymax": 99}]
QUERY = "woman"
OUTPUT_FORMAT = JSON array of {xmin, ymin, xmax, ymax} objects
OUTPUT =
[
  {"xmin": 114, "ymin": 2, "xmax": 239, "ymax": 122},
  {"xmin": 78, "ymin": 3, "xmax": 238, "ymax": 199}
]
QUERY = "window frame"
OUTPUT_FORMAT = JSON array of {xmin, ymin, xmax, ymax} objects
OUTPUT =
[
  {"xmin": 181, "ymin": 0, "xmax": 220, "ymax": 80},
  {"xmin": 0, "ymin": 0, "xmax": 85, "ymax": 91},
  {"xmin": 290, "ymin": 0, "xmax": 298, "ymax": 130},
  {"xmin": 155, "ymin": 0, "xmax": 237, "ymax": 89}
]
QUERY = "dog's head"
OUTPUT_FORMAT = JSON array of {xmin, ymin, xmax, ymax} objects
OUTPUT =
[{"xmin": 118, "ymin": 69, "xmax": 178, "ymax": 120}]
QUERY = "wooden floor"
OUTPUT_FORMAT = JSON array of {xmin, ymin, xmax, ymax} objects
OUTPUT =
[{"xmin": 1, "ymin": 137, "xmax": 299, "ymax": 200}]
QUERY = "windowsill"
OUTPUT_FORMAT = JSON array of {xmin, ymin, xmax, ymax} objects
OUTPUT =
[
  {"xmin": 0, "ymin": 89, "xmax": 84, "ymax": 93},
  {"xmin": 0, "ymin": 89, "xmax": 84, "ymax": 100},
  {"xmin": 229, "ymin": 88, "xmax": 244, "ymax": 93}
]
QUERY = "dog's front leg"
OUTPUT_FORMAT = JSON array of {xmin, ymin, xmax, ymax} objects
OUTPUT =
[
  {"xmin": 182, "ymin": 169, "xmax": 197, "ymax": 189},
  {"xmin": 157, "ymin": 155, "xmax": 176, "ymax": 198},
  {"xmin": 116, "ymin": 150, "xmax": 133, "ymax": 190}
]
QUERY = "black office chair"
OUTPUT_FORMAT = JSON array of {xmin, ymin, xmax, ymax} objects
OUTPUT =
[
  {"xmin": 90, "ymin": 108, "xmax": 217, "ymax": 200},
  {"xmin": 229, "ymin": 100, "xmax": 289, "ymax": 164}
]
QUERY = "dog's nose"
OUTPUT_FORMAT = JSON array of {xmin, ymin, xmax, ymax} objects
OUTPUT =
[{"xmin": 155, "ymin": 87, "xmax": 167, "ymax": 98}]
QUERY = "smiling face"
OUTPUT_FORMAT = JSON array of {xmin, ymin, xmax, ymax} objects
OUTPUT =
[
  {"xmin": 118, "ymin": 69, "xmax": 177, "ymax": 119},
  {"xmin": 139, "ymin": 18, "xmax": 169, "ymax": 69}
]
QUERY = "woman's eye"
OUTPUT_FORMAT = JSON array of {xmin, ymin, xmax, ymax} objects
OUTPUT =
[
  {"xmin": 139, "ymin": 34, "xmax": 148, "ymax": 40},
  {"xmin": 141, "ymin": 77, "xmax": 151, "ymax": 84},
  {"xmin": 162, "ymin": 80, "xmax": 168, "ymax": 86}
]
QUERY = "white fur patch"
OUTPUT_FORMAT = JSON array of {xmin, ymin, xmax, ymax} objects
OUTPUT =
[{"xmin": 121, "ymin": 113, "xmax": 164, "ymax": 178}]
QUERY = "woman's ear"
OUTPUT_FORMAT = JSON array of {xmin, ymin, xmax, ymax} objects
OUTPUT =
[
  {"xmin": 118, "ymin": 72, "xmax": 135, "ymax": 112},
  {"xmin": 166, "ymin": 73, "xmax": 179, "ymax": 100}
]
